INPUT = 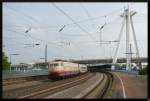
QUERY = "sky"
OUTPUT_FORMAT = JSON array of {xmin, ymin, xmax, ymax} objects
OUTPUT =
[{"xmin": 3, "ymin": 2, "xmax": 147, "ymax": 64}]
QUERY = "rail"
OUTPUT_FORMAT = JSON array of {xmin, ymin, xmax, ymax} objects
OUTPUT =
[
  {"xmin": 3, "ymin": 75, "xmax": 48, "ymax": 86},
  {"xmin": 18, "ymin": 73, "xmax": 95, "ymax": 99},
  {"xmin": 3, "ymin": 70, "xmax": 48, "ymax": 79},
  {"xmin": 3, "ymin": 72, "xmax": 113, "ymax": 99}
]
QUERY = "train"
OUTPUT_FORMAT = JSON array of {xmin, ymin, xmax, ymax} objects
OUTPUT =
[{"xmin": 48, "ymin": 60, "xmax": 87, "ymax": 79}]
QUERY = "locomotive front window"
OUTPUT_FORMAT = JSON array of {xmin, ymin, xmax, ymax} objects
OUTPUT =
[
  {"xmin": 49, "ymin": 64, "xmax": 53, "ymax": 67},
  {"xmin": 61, "ymin": 62, "xmax": 63, "ymax": 66},
  {"xmin": 81, "ymin": 67, "xmax": 86, "ymax": 69},
  {"xmin": 49, "ymin": 63, "xmax": 59, "ymax": 67},
  {"xmin": 53, "ymin": 63, "xmax": 59, "ymax": 67}
]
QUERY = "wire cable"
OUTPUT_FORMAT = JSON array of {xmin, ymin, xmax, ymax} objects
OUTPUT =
[
  {"xmin": 4, "ymin": 4, "xmax": 124, "ymax": 31},
  {"xmin": 79, "ymin": 3, "xmax": 92, "ymax": 18},
  {"xmin": 4, "ymin": 5, "xmax": 51, "ymax": 35},
  {"xmin": 4, "ymin": 28, "xmax": 61, "ymax": 47},
  {"xmin": 4, "ymin": 5, "xmax": 40, "ymax": 25},
  {"xmin": 52, "ymin": 3, "xmax": 97, "ymax": 42}
]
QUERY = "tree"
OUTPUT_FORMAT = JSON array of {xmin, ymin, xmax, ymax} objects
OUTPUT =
[
  {"xmin": 132, "ymin": 66, "xmax": 137, "ymax": 70},
  {"xmin": 2, "ymin": 52, "xmax": 11, "ymax": 70},
  {"xmin": 139, "ymin": 65, "xmax": 147, "ymax": 75}
]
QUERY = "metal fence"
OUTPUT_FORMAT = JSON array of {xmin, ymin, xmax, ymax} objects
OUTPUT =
[
  {"xmin": 2, "ymin": 69, "xmax": 48, "ymax": 78},
  {"xmin": 111, "ymin": 69, "xmax": 139, "ymax": 74}
]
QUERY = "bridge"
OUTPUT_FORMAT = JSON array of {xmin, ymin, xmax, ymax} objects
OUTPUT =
[{"xmin": 71, "ymin": 57, "xmax": 147, "ymax": 65}]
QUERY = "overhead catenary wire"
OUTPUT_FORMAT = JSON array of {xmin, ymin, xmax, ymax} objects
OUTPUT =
[
  {"xmin": 5, "ymin": 15, "xmax": 122, "ymax": 40},
  {"xmin": 4, "ymin": 28, "xmax": 95, "ymax": 60},
  {"xmin": 3, "ymin": 4, "xmax": 146, "ymax": 63},
  {"xmin": 3, "ymin": 24, "xmax": 62, "ymax": 29},
  {"xmin": 65, "ymin": 6, "xmax": 124, "ymax": 26},
  {"xmin": 4, "ymin": 4, "xmax": 78, "ymax": 46},
  {"xmin": 4, "ymin": 29, "xmax": 80, "ymax": 60},
  {"xmin": 4, "ymin": 12, "xmax": 145, "ymax": 31},
  {"xmin": 52, "ymin": 3, "xmax": 99, "ymax": 42},
  {"xmin": 4, "ymin": 9, "xmax": 126, "ymax": 29},
  {"xmin": 4, "ymin": 29, "xmax": 42, "ymax": 48},
  {"xmin": 79, "ymin": 3, "xmax": 92, "ymax": 18},
  {"xmin": 60, "ymin": 32, "xmax": 87, "ymax": 36},
  {"xmin": 4, "ymin": 28, "xmax": 62, "ymax": 47},
  {"xmin": 4, "ymin": 5, "xmax": 51, "ymax": 36},
  {"xmin": 4, "ymin": 12, "xmax": 130, "ymax": 49},
  {"xmin": 5, "ymin": 28, "xmax": 31, "ymax": 37},
  {"xmin": 3, "ymin": 5, "xmax": 35, "ymax": 30},
  {"xmin": 4, "ymin": 4, "xmax": 124, "ymax": 31},
  {"xmin": 68, "ymin": 41, "xmax": 85, "ymax": 59},
  {"xmin": 4, "ymin": 4, "xmax": 131, "ymax": 35},
  {"xmin": 4, "ymin": 38, "xmax": 30, "ymax": 46},
  {"xmin": 4, "ymin": 15, "xmax": 123, "ymax": 44},
  {"xmin": 54, "ymin": 14, "xmax": 122, "ymax": 41},
  {"xmin": 4, "ymin": 5, "xmax": 40, "ymax": 25},
  {"xmin": 58, "ymin": 25, "xmax": 85, "ymax": 60},
  {"xmin": 4, "ymin": 29, "xmax": 69, "ymax": 61}
]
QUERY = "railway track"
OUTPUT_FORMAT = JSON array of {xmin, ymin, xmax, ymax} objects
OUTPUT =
[
  {"xmin": 44, "ymin": 72, "xmax": 113, "ymax": 99},
  {"xmin": 19, "ymin": 73, "xmax": 95, "ymax": 99},
  {"xmin": 3, "ymin": 72, "xmax": 93, "ymax": 99},
  {"xmin": 83, "ymin": 71, "xmax": 113, "ymax": 98},
  {"xmin": 3, "ymin": 72, "xmax": 113, "ymax": 99},
  {"xmin": 79, "ymin": 73, "xmax": 107, "ymax": 98},
  {"xmin": 3, "ymin": 75, "xmax": 48, "ymax": 86}
]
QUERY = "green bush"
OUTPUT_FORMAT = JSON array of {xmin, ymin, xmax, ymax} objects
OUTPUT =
[
  {"xmin": 139, "ymin": 66, "xmax": 147, "ymax": 75},
  {"xmin": 2, "ymin": 52, "xmax": 11, "ymax": 70}
]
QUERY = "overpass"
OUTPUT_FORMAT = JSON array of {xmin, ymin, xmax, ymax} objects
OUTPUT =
[{"xmin": 71, "ymin": 57, "xmax": 147, "ymax": 65}]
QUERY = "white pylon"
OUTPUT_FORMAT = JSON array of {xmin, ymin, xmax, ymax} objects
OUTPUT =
[
  {"xmin": 111, "ymin": 5, "xmax": 139, "ymax": 70},
  {"xmin": 125, "ymin": 5, "xmax": 131, "ymax": 70},
  {"xmin": 111, "ymin": 17, "xmax": 125, "ymax": 70}
]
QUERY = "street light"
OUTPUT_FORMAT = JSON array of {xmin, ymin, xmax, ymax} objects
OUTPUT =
[
  {"xmin": 99, "ymin": 23, "xmax": 106, "ymax": 46},
  {"xmin": 59, "ymin": 25, "xmax": 66, "ymax": 32},
  {"xmin": 10, "ymin": 53, "xmax": 20, "ymax": 71},
  {"xmin": 24, "ymin": 43, "xmax": 40, "ymax": 48},
  {"xmin": 40, "ymin": 58, "xmax": 45, "ymax": 59},
  {"xmin": 35, "ymin": 44, "xmax": 40, "ymax": 46},
  {"xmin": 10, "ymin": 54, "xmax": 20, "ymax": 64},
  {"xmin": 39, "ymin": 58, "xmax": 45, "ymax": 62},
  {"xmin": 25, "ymin": 27, "xmax": 31, "ymax": 33},
  {"xmin": 98, "ymin": 40, "xmax": 119, "ymax": 62}
]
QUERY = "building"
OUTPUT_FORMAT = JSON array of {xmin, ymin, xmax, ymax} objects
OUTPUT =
[
  {"xmin": 32, "ymin": 62, "xmax": 49, "ymax": 70},
  {"xmin": 11, "ymin": 62, "xmax": 49, "ymax": 72},
  {"xmin": 141, "ymin": 62, "xmax": 147, "ymax": 69},
  {"xmin": 11, "ymin": 63, "xmax": 30, "ymax": 72}
]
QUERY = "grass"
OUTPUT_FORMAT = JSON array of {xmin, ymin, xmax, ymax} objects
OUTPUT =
[{"xmin": 105, "ymin": 73, "xmax": 118, "ymax": 98}]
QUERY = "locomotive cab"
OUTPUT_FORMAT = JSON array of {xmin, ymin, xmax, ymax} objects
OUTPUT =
[{"xmin": 48, "ymin": 62, "xmax": 59, "ymax": 71}]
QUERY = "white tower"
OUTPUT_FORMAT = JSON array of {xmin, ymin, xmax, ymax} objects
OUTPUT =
[
  {"xmin": 125, "ymin": 6, "xmax": 131, "ymax": 70},
  {"xmin": 111, "ymin": 5, "xmax": 140, "ymax": 70}
]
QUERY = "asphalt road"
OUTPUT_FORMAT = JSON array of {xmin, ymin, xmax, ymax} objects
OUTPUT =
[{"xmin": 111, "ymin": 72, "xmax": 147, "ymax": 99}]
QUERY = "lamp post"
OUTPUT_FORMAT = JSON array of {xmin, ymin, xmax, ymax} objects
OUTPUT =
[
  {"xmin": 10, "ymin": 54, "xmax": 20, "ymax": 64},
  {"xmin": 24, "ymin": 43, "xmax": 40, "ymax": 48},
  {"xmin": 109, "ymin": 40, "xmax": 119, "ymax": 59},
  {"xmin": 124, "ymin": 43, "xmax": 136, "ymax": 70},
  {"xmin": 10, "ymin": 53, "xmax": 20, "ymax": 71},
  {"xmin": 101, "ymin": 40, "xmax": 119, "ymax": 67},
  {"xmin": 98, "ymin": 40, "xmax": 119, "ymax": 63},
  {"xmin": 40, "ymin": 58, "xmax": 45, "ymax": 59},
  {"xmin": 99, "ymin": 23, "xmax": 106, "ymax": 46}
]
